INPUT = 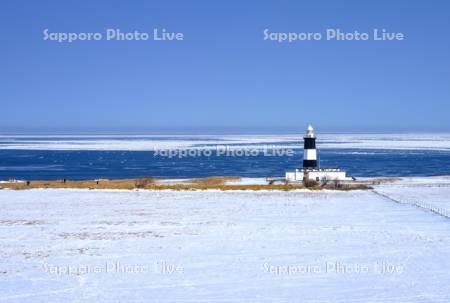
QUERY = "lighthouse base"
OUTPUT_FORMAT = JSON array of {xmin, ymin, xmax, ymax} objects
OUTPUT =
[{"xmin": 285, "ymin": 168, "xmax": 351, "ymax": 183}]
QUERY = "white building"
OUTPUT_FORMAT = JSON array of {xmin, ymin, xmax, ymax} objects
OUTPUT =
[
  {"xmin": 285, "ymin": 126, "xmax": 351, "ymax": 183},
  {"xmin": 286, "ymin": 168, "xmax": 350, "ymax": 182}
]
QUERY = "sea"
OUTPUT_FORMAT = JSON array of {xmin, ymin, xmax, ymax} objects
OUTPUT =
[{"xmin": 1, "ymin": 133, "xmax": 449, "ymax": 180}]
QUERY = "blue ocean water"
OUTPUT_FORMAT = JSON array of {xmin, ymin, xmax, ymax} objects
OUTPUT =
[{"xmin": 0, "ymin": 148, "xmax": 449, "ymax": 180}]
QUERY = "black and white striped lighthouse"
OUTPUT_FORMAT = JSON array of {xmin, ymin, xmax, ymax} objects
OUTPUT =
[
  {"xmin": 303, "ymin": 125, "xmax": 317, "ymax": 168},
  {"xmin": 286, "ymin": 125, "xmax": 350, "ymax": 182}
]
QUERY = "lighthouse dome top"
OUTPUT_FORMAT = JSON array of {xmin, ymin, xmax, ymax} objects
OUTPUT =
[{"xmin": 305, "ymin": 125, "xmax": 315, "ymax": 138}]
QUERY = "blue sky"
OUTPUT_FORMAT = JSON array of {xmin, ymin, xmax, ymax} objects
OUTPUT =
[{"xmin": 1, "ymin": 0, "xmax": 449, "ymax": 133}]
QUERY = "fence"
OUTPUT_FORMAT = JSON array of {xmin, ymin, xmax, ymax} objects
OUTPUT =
[{"xmin": 371, "ymin": 189, "xmax": 450, "ymax": 219}]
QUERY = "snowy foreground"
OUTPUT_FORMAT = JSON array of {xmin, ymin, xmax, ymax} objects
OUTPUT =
[{"xmin": 1, "ymin": 178, "xmax": 450, "ymax": 302}]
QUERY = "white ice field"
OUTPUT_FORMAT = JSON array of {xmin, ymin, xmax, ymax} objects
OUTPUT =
[
  {"xmin": 1, "ymin": 178, "xmax": 450, "ymax": 302},
  {"xmin": 1, "ymin": 133, "xmax": 450, "ymax": 151}
]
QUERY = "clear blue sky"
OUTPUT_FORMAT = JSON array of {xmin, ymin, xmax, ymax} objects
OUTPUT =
[{"xmin": 1, "ymin": 0, "xmax": 449, "ymax": 133}]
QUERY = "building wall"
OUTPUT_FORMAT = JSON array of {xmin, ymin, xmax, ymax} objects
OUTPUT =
[
  {"xmin": 306, "ymin": 171, "xmax": 347, "ymax": 181},
  {"xmin": 285, "ymin": 171, "xmax": 302, "ymax": 182}
]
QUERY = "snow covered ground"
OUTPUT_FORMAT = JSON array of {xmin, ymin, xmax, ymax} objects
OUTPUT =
[{"xmin": 1, "ymin": 178, "xmax": 450, "ymax": 302}]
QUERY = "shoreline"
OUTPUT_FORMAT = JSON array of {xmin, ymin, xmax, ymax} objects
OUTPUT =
[{"xmin": 0, "ymin": 176, "xmax": 387, "ymax": 191}]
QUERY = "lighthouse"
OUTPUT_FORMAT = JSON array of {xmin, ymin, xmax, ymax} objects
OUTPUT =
[
  {"xmin": 285, "ymin": 125, "xmax": 351, "ymax": 183},
  {"xmin": 303, "ymin": 125, "xmax": 317, "ymax": 168}
]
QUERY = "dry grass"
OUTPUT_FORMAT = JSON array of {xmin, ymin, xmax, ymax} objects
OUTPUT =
[
  {"xmin": 370, "ymin": 177, "xmax": 401, "ymax": 184},
  {"xmin": 191, "ymin": 176, "xmax": 241, "ymax": 185},
  {"xmin": 322, "ymin": 182, "xmax": 371, "ymax": 190},
  {"xmin": 134, "ymin": 177, "xmax": 156, "ymax": 188},
  {"xmin": 350, "ymin": 177, "xmax": 401, "ymax": 186},
  {"xmin": 146, "ymin": 184, "xmax": 302, "ymax": 191},
  {"xmin": 0, "ymin": 177, "xmax": 370, "ymax": 191},
  {"xmin": 0, "ymin": 179, "xmax": 139, "ymax": 190}
]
